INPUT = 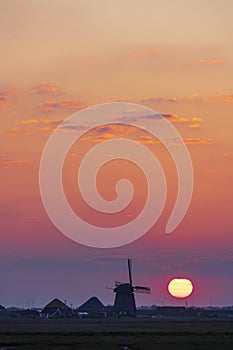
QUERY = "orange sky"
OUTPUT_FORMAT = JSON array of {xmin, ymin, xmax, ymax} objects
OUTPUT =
[{"xmin": 0, "ymin": 0, "xmax": 232, "ymax": 307}]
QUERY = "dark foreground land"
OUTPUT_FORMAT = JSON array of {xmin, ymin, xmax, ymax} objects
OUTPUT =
[{"xmin": 0, "ymin": 318, "xmax": 232, "ymax": 350}]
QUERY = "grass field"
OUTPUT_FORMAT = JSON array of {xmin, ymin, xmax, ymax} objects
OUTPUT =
[{"xmin": 0, "ymin": 318, "xmax": 232, "ymax": 350}]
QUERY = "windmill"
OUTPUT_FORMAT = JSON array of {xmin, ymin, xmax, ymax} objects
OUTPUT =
[{"xmin": 112, "ymin": 259, "xmax": 150, "ymax": 317}]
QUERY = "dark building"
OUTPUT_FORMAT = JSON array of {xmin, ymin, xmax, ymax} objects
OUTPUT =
[
  {"xmin": 76, "ymin": 296, "xmax": 106, "ymax": 318},
  {"xmin": 0, "ymin": 305, "xmax": 6, "ymax": 312},
  {"xmin": 41, "ymin": 298, "xmax": 73, "ymax": 318}
]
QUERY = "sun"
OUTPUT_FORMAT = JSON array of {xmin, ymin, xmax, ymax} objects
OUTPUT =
[{"xmin": 168, "ymin": 278, "xmax": 193, "ymax": 299}]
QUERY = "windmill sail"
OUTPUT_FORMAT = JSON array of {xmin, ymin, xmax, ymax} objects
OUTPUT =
[
  {"xmin": 134, "ymin": 286, "xmax": 151, "ymax": 294},
  {"xmin": 128, "ymin": 258, "xmax": 133, "ymax": 285}
]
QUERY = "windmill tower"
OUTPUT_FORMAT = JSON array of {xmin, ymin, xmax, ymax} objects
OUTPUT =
[{"xmin": 112, "ymin": 259, "xmax": 150, "ymax": 317}]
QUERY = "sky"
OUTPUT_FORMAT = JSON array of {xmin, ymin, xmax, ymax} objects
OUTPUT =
[{"xmin": 0, "ymin": 0, "xmax": 233, "ymax": 308}]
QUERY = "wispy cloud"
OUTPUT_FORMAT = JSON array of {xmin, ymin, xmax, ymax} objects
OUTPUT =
[
  {"xmin": 31, "ymin": 83, "xmax": 61, "ymax": 94},
  {"xmin": 38, "ymin": 119, "xmax": 63, "ymax": 131},
  {"xmin": 11, "ymin": 118, "xmax": 63, "ymax": 133},
  {"xmin": 176, "ymin": 93, "xmax": 233, "ymax": 105},
  {"xmin": 189, "ymin": 117, "xmax": 203, "ymax": 129},
  {"xmin": 0, "ymin": 158, "xmax": 27, "ymax": 167},
  {"xmin": 184, "ymin": 138, "xmax": 215, "ymax": 145},
  {"xmin": 189, "ymin": 123, "xmax": 201, "ymax": 129},
  {"xmin": 74, "ymin": 123, "xmax": 213, "ymax": 147},
  {"xmin": 41, "ymin": 100, "xmax": 88, "ymax": 112},
  {"xmin": 185, "ymin": 93, "xmax": 200, "ymax": 102},
  {"xmin": 18, "ymin": 119, "xmax": 39, "ymax": 125},
  {"xmin": 42, "ymin": 119, "xmax": 63, "ymax": 125},
  {"xmin": 142, "ymin": 97, "xmax": 177, "ymax": 104},
  {"xmin": 80, "ymin": 125, "xmax": 133, "ymax": 143},
  {"xmin": 0, "ymin": 89, "xmax": 16, "ymax": 108},
  {"xmin": 195, "ymin": 58, "xmax": 224, "ymax": 64},
  {"xmin": 162, "ymin": 113, "xmax": 189, "ymax": 123}
]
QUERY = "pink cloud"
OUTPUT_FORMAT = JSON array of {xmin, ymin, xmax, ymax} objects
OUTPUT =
[
  {"xmin": 0, "ymin": 89, "xmax": 16, "ymax": 108},
  {"xmin": 142, "ymin": 97, "xmax": 177, "ymax": 104},
  {"xmin": 42, "ymin": 100, "xmax": 88, "ymax": 112},
  {"xmin": 31, "ymin": 83, "xmax": 61, "ymax": 94},
  {"xmin": 162, "ymin": 113, "xmax": 189, "ymax": 123}
]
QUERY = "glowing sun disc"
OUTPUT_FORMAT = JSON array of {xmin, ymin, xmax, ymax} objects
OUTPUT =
[{"xmin": 168, "ymin": 278, "xmax": 193, "ymax": 298}]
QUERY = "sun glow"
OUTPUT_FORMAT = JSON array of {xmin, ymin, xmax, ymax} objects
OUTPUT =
[{"xmin": 168, "ymin": 278, "xmax": 193, "ymax": 298}]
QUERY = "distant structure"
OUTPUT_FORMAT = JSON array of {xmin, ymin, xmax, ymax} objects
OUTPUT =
[
  {"xmin": 0, "ymin": 304, "xmax": 6, "ymax": 312},
  {"xmin": 41, "ymin": 298, "xmax": 73, "ymax": 318},
  {"xmin": 76, "ymin": 296, "xmax": 106, "ymax": 318},
  {"xmin": 112, "ymin": 259, "xmax": 150, "ymax": 317}
]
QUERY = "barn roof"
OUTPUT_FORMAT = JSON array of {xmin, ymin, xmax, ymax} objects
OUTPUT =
[
  {"xmin": 77, "ymin": 296, "xmax": 105, "ymax": 312},
  {"xmin": 44, "ymin": 298, "xmax": 66, "ymax": 309}
]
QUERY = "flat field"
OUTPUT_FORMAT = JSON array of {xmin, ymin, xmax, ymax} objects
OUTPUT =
[{"xmin": 0, "ymin": 318, "xmax": 232, "ymax": 350}]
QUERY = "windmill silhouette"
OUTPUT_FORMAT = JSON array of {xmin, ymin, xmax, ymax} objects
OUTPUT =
[{"xmin": 112, "ymin": 259, "xmax": 150, "ymax": 317}]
